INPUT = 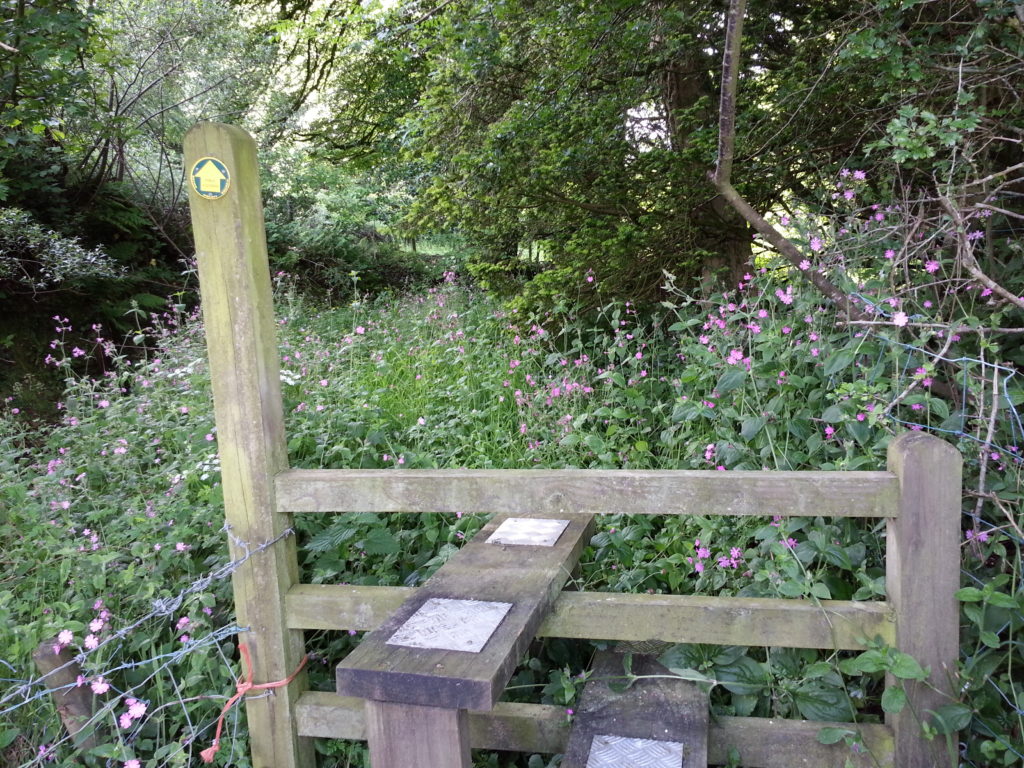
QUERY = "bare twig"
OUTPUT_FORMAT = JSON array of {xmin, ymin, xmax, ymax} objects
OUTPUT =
[
  {"xmin": 973, "ymin": 363, "xmax": 1002, "ymax": 528},
  {"xmin": 939, "ymin": 197, "xmax": 1024, "ymax": 311},
  {"xmin": 840, "ymin": 320, "xmax": 1024, "ymax": 334},
  {"xmin": 881, "ymin": 330, "xmax": 957, "ymax": 418}
]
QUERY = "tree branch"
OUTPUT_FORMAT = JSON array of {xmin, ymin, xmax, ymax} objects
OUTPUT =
[
  {"xmin": 709, "ymin": 0, "xmax": 870, "ymax": 321},
  {"xmin": 939, "ymin": 196, "xmax": 1024, "ymax": 311}
]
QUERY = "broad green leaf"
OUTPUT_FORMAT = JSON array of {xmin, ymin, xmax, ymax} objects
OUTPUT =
[
  {"xmin": 881, "ymin": 686, "xmax": 907, "ymax": 713},
  {"xmin": 821, "ymin": 405, "xmax": 845, "ymax": 423},
  {"xmin": 716, "ymin": 368, "xmax": 746, "ymax": 394},
  {"xmin": 794, "ymin": 682, "xmax": 854, "ymax": 721},
  {"xmin": 824, "ymin": 348, "xmax": 857, "ymax": 376},
  {"xmin": 716, "ymin": 655, "xmax": 768, "ymax": 696},
  {"xmin": 362, "ymin": 528, "xmax": 400, "ymax": 555},
  {"xmin": 817, "ymin": 726, "xmax": 855, "ymax": 745},
  {"xmin": 839, "ymin": 649, "xmax": 887, "ymax": 675},
  {"xmin": 930, "ymin": 703, "xmax": 972, "ymax": 734},
  {"xmin": 741, "ymin": 416, "xmax": 766, "ymax": 440},
  {"xmin": 890, "ymin": 652, "xmax": 927, "ymax": 681}
]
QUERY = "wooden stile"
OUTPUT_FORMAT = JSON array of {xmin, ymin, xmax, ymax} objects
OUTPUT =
[
  {"xmin": 285, "ymin": 584, "xmax": 895, "ymax": 650},
  {"xmin": 276, "ymin": 468, "xmax": 899, "ymax": 518},
  {"xmin": 365, "ymin": 701, "xmax": 471, "ymax": 768},
  {"xmin": 185, "ymin": 122, "xmax": 312, "ymax": 768},
  {"xmin": 336, "ymin": 512, "xmax": 594, "ymax": 711},
  {"xmin": 293, "ymin": 692, "xmax": 896, "ymax": 768},
  {"xmin": 186, "ymin": 122, "xmax": 963, "ymax": 768},
  {"xmin": 886, "ymin": 432, "xmax": 962, "ymax": 767}
]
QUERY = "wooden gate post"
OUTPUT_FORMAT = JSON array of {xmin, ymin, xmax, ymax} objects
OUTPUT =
[
  {"xmin": 886, "ymin": 431, "xmax": 962, "ymax": 767},
  {"xmin": 185, "ymin": 122, "xmax": 312, "ymax": 768}
]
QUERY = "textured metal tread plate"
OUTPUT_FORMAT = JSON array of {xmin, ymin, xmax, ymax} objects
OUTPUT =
[
  {"xmin": 385, "ymin": 597, "xmax": 512, "ymax": 653},
  {"xmin": 486, "ymin": 517, "xmax": 571, "ymax": 546},
  {"xmin": 586, "ymin": 734, "xmax": 684, "ymax": 768}
]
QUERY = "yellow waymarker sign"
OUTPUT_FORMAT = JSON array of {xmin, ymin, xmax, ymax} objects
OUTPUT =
[{"xmin": 190, "ymin": 157, "xmax": 230, "ymax": 199}]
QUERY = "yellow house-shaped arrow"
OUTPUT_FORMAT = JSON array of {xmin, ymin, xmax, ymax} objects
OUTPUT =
[{"xmin": 194, "ymin": 160, "xmax": 228, "ymax": 195}]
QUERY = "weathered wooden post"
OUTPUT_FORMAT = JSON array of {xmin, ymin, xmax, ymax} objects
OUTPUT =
[
  {"xmin": 886, "ymin": 431, "xmax": 962, "ymax": 767},
  {"xmin": 32, "ymin": 640, "xmax": 97, "ymax": 750},
  {"xmin": 184, "ymin": 122, "xmax": 312, "ymax": 768}
]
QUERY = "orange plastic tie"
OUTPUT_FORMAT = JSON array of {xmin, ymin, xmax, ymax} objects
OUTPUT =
[{"xmin": 200, "ymin": 643, "xmax": 308, "ymax": 764}]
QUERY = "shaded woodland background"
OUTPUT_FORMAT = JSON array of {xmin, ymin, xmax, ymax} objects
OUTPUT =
[{"xmin": 3, "ymin": 0, "xmax": 1022, "ymax": 409}]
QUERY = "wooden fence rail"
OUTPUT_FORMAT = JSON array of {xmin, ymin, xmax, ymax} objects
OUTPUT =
[{"xmin": 186, "ymin": 122, "xmax": 962, "ymax": 768}]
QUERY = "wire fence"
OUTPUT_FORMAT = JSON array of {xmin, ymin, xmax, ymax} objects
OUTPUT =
[{"xmin": 1, "ymin": 526, "xmax": 296, "ymax": 768}]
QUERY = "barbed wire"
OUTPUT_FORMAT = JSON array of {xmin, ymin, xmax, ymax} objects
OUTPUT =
[{"xmin": 1, "ymin": 526, "xmax": 297, "ymax": 768}]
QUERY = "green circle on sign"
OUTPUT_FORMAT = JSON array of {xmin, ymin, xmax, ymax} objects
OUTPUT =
[{"xmin": 190, "ymin": 157, "xmax": 230, "ymax": 199}]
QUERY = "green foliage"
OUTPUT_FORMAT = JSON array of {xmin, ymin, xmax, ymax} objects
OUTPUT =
[
  {"xmin": 0, "ymin": 207, "xmax": 120, "ymax": 291},
  {"xmin": 261, "ymin": 152, "xmax": 435, "ymax": 297},
  {"xmin": 5, "ymin": 217, "xmax": 1022, "ymax": 763}
]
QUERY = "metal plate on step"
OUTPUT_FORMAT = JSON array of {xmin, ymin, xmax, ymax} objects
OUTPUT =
[
  {"xmin": 486, "ymin": 517, "xmax": 571, "ymax": 546},
  {"xmin": 386, "ymin": 597, "xmax": 513, "ymax": 653},
  {"xmin": 586, "ymin": 735, "xmax": 684, "ymax": 768}
]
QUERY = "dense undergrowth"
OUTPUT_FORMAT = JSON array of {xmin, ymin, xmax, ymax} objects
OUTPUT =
[{"xmin": 2, "ymin": 232, "xmax": 1023, "ymax": 766}]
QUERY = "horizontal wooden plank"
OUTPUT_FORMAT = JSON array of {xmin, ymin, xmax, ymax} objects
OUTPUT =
[
  {"xmin": 286, "ymin": 585, "xmax": 894, "ymax": 650},
  {"xmin": 336, "ymin": 513, "xmax": 594, "ymax": 710},
  {"xmin": 295, "ymin": 692, "xmax": 894, "ymax": 768},
  {"xmin": 275, "ymin": 468, "xmax": 898, "ymax": 518}
]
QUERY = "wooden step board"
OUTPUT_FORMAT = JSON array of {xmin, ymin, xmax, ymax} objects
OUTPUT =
[
  {"xmin": 563, "ymin": 651, "xmax": 709, "ymax": 768},
  {"xmin": 336, "ymin": 512, "xmax": 594, "ymax": 711}
]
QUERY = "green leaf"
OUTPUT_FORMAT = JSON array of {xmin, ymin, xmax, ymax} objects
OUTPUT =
[
  {"xmin": 794, "ymin": 682, "xmax": 854, "ymax": 721},
  {"xmin": 778, "ymin": 580, "xmax": 806, "ymax": 598},
  {"xmin": 362, "ymin": 528, "xmax": 400, "ymax": 555},
  {"xmin": 740, "ymin": 416, "xmax": 766, "ymax": 440},
  {"xmin": 839, "ymin": 649, "xmax": 887, "ymax": 675},
  {"xmin": 817, "ymin": 726, "xmax": 855, "ymax": 745},
  {"xmin": 881, "ymin": 686, "xmax": 907, "ymax": 713},
  {"xmin": 986, "ymin": 592, "xmax": 1017, "ymax": 609},
  {"xmin": 890, "ymin": 652, "xmax": 927, "ymax": 681},
  {"xmin": 928, "ymin": 396, "xmax": 949, "ymax": 420},
  {"xmin": 716, "ymin": 368, "xmax": 746, "ymax": 394},
  {"xmin": 732, "ymin": 693, "xmax": 758, "ymax": 716},
  {"xmin": 810, "ymin": 582, "xmax": 832, "ymax": 600},
  {"xmin": 930, "ymin": 703, "xmax": 972, "ymax": 734},
  {"xmin": 715, "ymin": 655, "xmax": 768, "ymax": 696},
  {"xmin": 955, "ymin": 587, "xmax": 984, "ymax": 602},
  {"xmin": 821, "ymin": 405, "xmax": 845, "ymax": 423},
  {"xmin": 824, "ymin": 348, "xmax": 857, "ymax": 376},
  {"xmin": 980, "ymin": 631, "xmax": 1001, "ymax": 648},
  {"xmin": 0, "ymin": 729, "xmax": 18, "ymax": 751}
]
